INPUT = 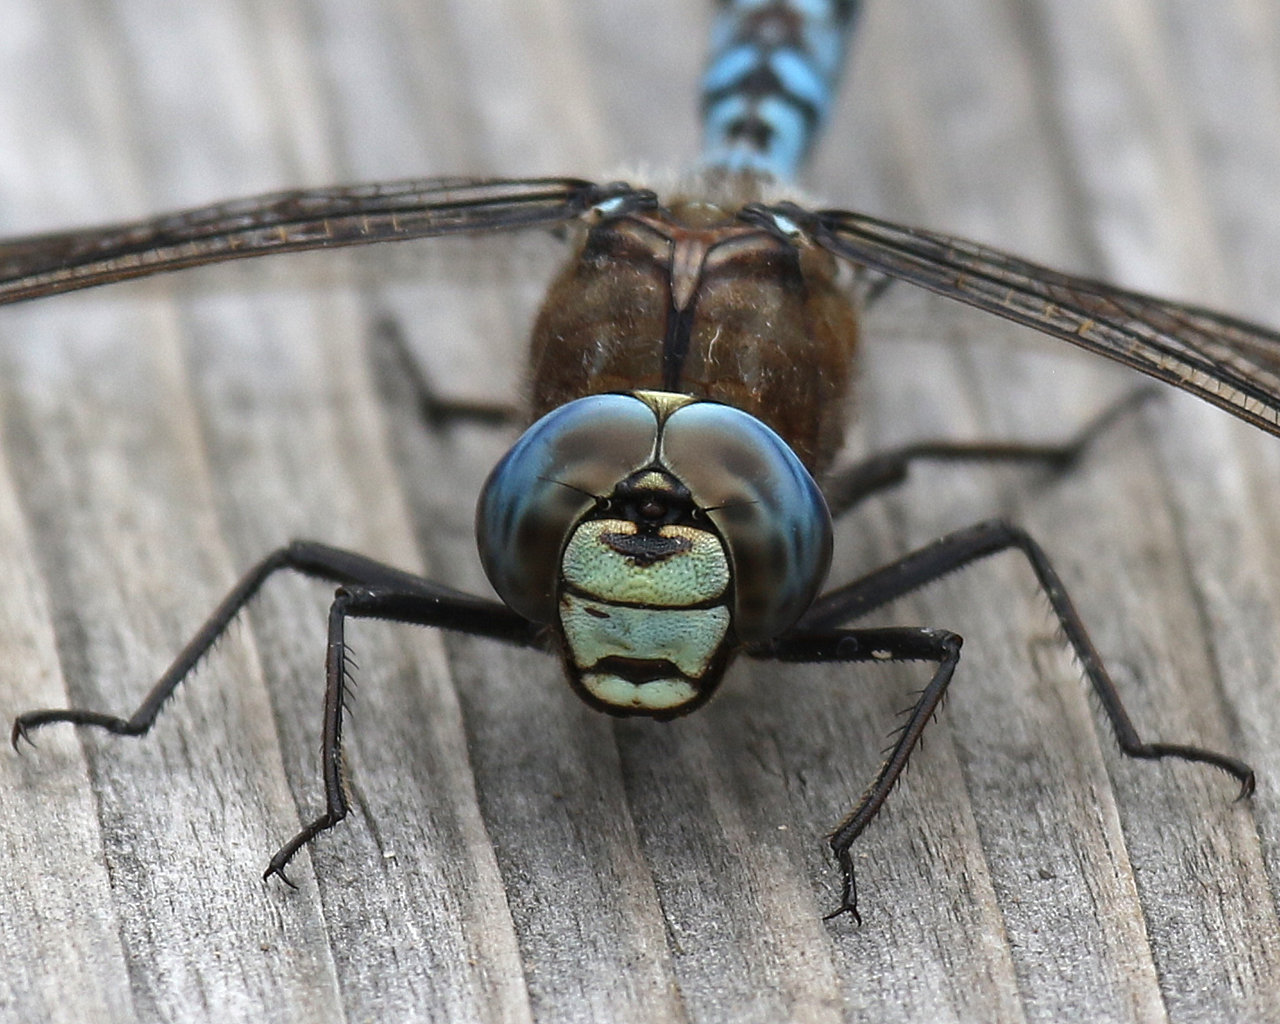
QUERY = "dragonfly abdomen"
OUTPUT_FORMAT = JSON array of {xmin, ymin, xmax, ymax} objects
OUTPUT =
[{"xmin": 701, "ymin": 0, "xmax": 861, "ymax": 181}]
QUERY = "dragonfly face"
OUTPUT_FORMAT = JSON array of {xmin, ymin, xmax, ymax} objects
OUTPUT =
[{"xmin": 477, "ymin": 389, "xmax": 833, "ymax": 716}]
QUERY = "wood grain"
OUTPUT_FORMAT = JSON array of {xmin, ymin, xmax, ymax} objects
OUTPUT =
[{"xmin": 1, "ymin": 1, "xmax": 1278, "ymax": 1021}]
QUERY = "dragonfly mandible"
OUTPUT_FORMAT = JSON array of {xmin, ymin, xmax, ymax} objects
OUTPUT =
[{"xmin": 6, "ymin": 0, "xmax": 1270, "ymax": 924}]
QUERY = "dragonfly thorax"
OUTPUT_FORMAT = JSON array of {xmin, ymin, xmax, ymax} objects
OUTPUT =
[
  {"xmin": 528, "ymin": 196, "xmax": 860, "ymax": 476},
  {"xmin": 475, "ymin": 391, "xmax": 833, "ymax": 717}
]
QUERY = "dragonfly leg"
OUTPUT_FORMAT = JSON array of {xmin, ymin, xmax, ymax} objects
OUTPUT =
[
  {"xmin": 802, "ymin": 519, "xmax": 1254, "ymax": 792},
  {"xmin": 824, "ymin": 387, "xmax": 1157, "ymax": 518},
  {"xmin": 754, "ymin": 625, "xmax": 963, "ymax": 922},
  {"xmin": 375, "ymin": 314, "xmax": 521, "ymax": 428},
  {"xmin": 264, "ymin": 583, "xmax": 542, "ymax": 885},
  {"xmin": 856, "ymin": 268, "xmax": 897, "ymax": 310},
  {"xmin": 11, "ymin": 540, "xmax": 537, "ymax": 749},
  {"xmin": 776, "ymin": 518, "xmax": 1255, "ymax": 919},
  {"xmin": 12, "ymin": 540, "xmax": 541, "ymax": 885}
]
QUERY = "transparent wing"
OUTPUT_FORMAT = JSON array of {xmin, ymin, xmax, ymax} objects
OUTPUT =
[
  {"xmin": 0, "ymin": 177, "xmax": 648, "ymax": 305},
  {"xmin": 766, "ymin": 201, "xmax": 1280, "ymax": 439}
]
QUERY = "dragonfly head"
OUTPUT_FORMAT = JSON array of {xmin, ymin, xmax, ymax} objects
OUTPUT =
[{"xmin": 476, "ymin": 391, "xmax": 832, "ymax": 718}]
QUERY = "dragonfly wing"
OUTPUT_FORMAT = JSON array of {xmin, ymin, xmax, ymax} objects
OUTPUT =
[
  {"xmin": 0, "ymin": 177, "xmax": 645, "ymax": 306},
  {"xmin": 774, "ymin": 202, "xmax": 1280, "ymax": 440}
]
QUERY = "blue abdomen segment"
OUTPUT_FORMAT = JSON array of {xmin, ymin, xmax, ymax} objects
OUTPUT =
[{"xmin": 701, "ymin": 0, "xmax": 861, "ymax": 181}]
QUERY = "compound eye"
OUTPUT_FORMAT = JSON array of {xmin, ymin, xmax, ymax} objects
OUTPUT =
[
  {"xmin": 476, "ymin": 394, "xmax": 659, "ymax": 623},
  {"xmin": 659, "ymin": 402, "xmax": 832, "ymax": 642}
]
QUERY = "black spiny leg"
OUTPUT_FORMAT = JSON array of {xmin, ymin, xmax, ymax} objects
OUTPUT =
[
  {"xmin": 800, "ymin": 519, "xmax": 1254, "ymax": 794},
  {"xmin": 753, "ymin": 626, "xmax": 963, "ymax": 923},
  {"xmin": 824, "ymin": 388, "xmax": 1155, "ymax": 518},
  {"xmin": 11, "ymin": 540, "xmax": 544, "ymax": 882},
  {"xmin": 264, "ymin": 582, "xmax": 544, "ymax": 884},
  {"xmin": 777, "ymin": 518, "xmax": 1254, "ymax": 922},
  {"xmin": 376, "ymin": 315, "xmax": 521, "ymax": 428}
]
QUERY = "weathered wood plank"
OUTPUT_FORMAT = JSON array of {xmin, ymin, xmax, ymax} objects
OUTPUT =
[{"xmin": 0, "ymin": 1, "xmax": 1277, "ymax": 1022}]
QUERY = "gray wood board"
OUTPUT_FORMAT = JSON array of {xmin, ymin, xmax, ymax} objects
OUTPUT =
[{"xmin": 1, "ymin": 0, "xmax": 1278, "ymax": 1021}]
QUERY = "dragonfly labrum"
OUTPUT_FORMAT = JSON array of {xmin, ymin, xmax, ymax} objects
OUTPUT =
[{"xmin": 6, "ymin": 0, "xmax": 1268, "ymax": 924}]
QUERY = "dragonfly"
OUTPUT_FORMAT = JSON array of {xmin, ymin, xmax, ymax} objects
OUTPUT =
[{"xmin": 6, "ymin": 0, "xmax": 1271, "ymax": 924}]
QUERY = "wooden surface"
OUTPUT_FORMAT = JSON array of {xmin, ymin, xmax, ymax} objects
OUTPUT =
[{"xmin": 2, "ymin": 1, "xmax": 1279, "ymax": 1021}]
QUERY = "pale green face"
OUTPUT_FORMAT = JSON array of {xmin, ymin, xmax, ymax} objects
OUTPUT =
[
  {"xmin": 559, "ymin": 517, "xmax": 733, "ymax": 713},
  {"xmin": 476, "ymin": 391, "xmax": 833, "ymax": 719}
]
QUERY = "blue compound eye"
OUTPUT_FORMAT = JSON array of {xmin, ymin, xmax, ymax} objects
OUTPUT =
[
  {"xmin": 476, "ymin": 394, "xmax": 660, "ymax": 624},
  {"xmin": 659, "ymin": 402, "xmax": 832, "ymax": 643}
]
